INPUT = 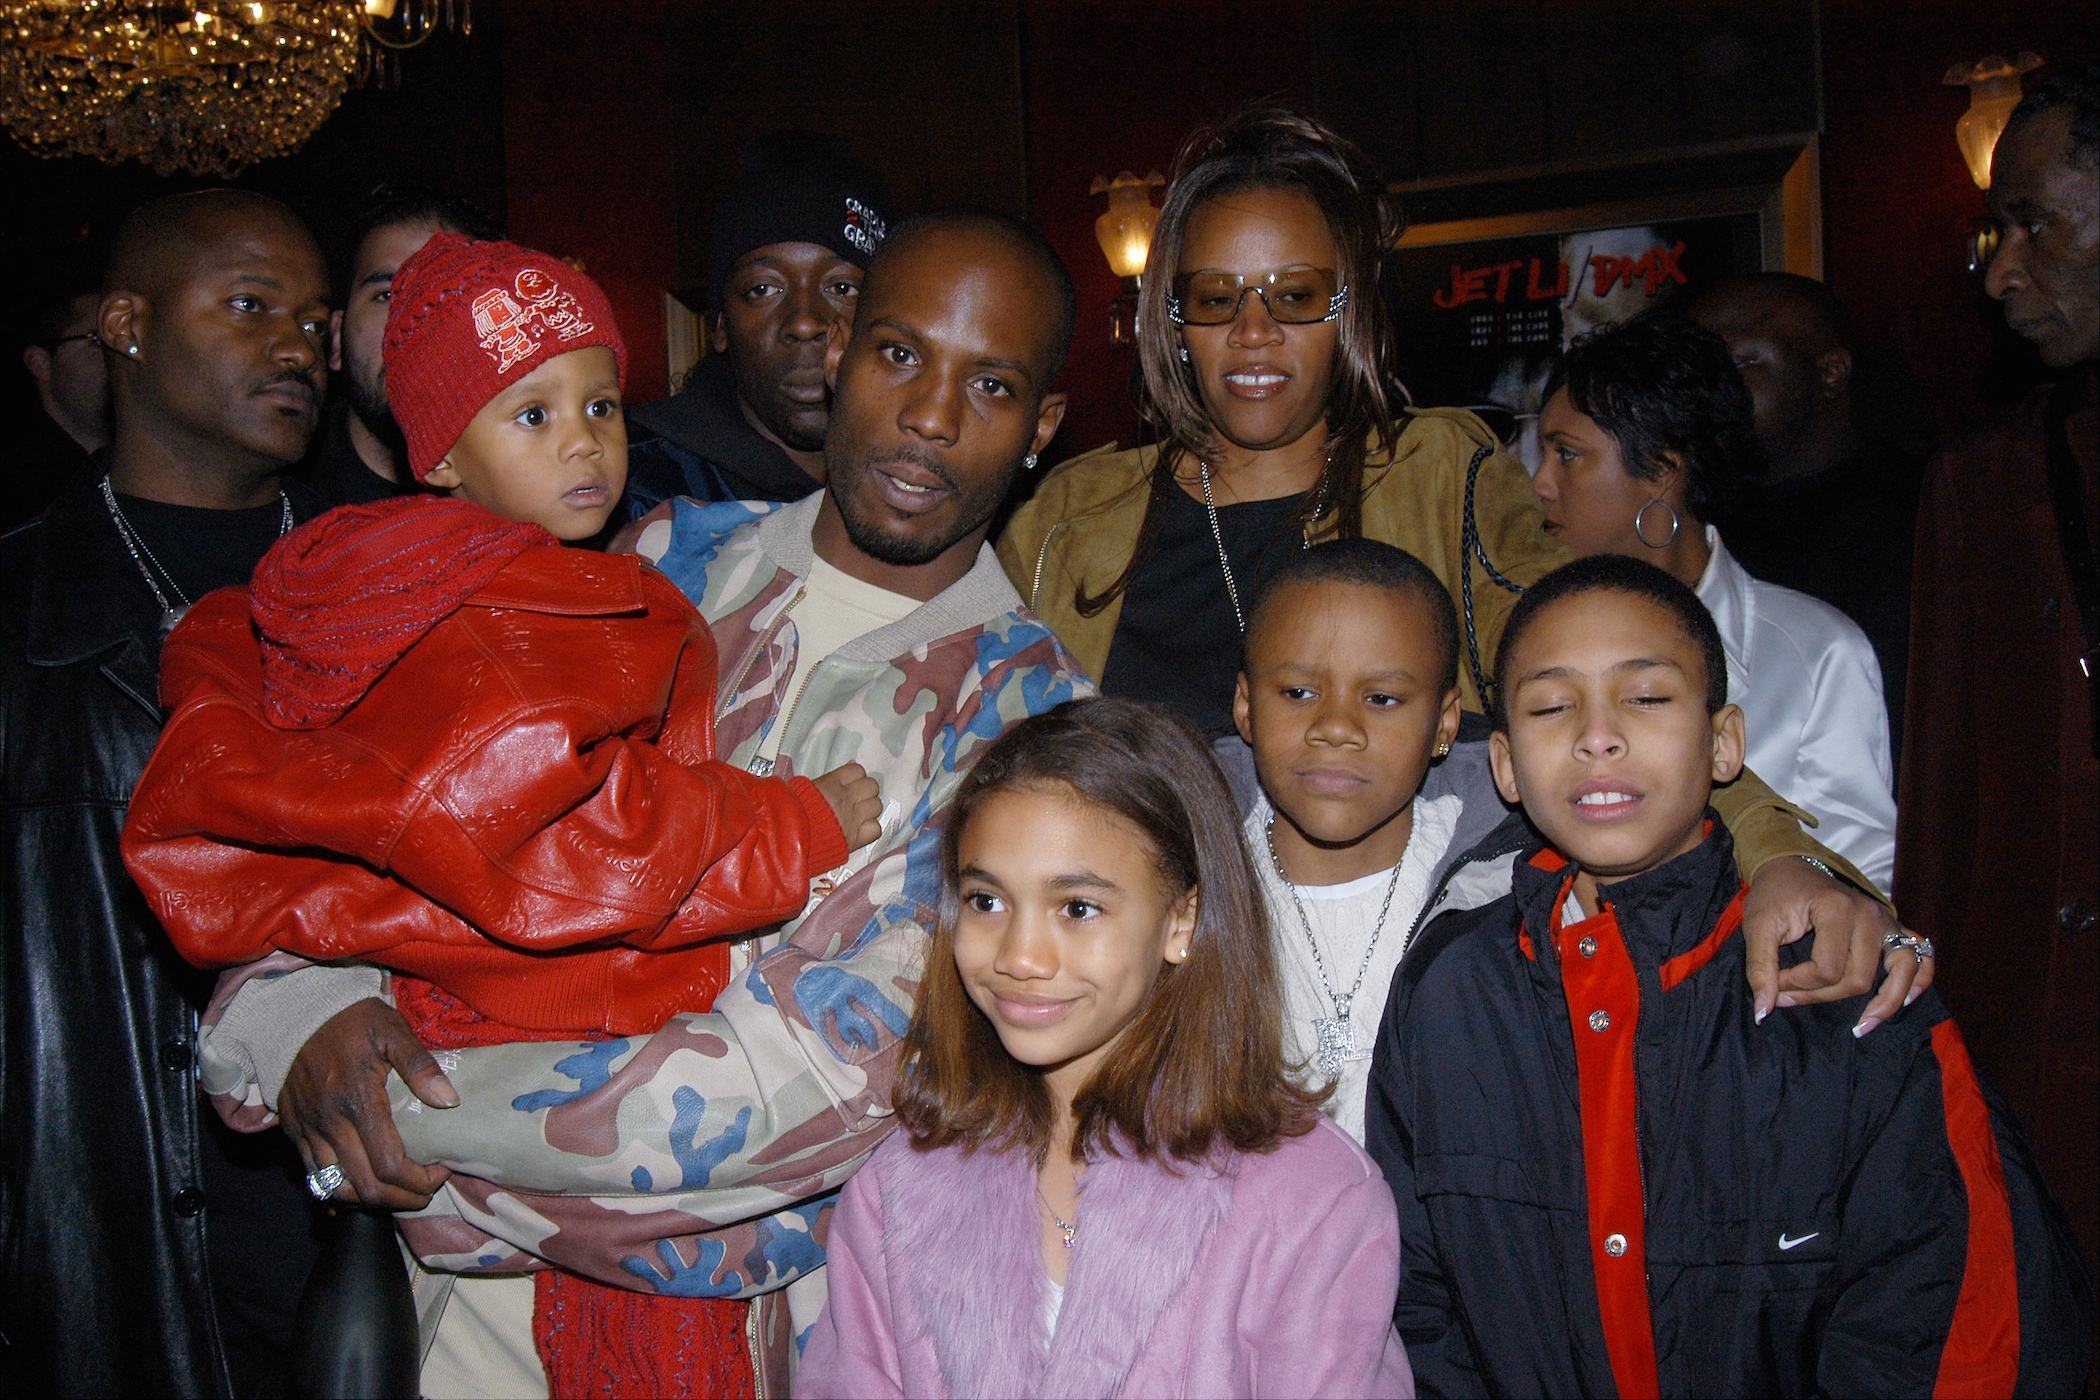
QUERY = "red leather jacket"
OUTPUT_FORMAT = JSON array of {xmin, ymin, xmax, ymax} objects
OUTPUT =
[{"xmin": 121, "ymin": 543, "xmax": 846, "ymax": 1036}]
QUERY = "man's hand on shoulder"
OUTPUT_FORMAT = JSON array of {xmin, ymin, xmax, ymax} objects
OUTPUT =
[{"xmin": 281, "ymin": 999, "xmax": 460, "ymax": 1209}]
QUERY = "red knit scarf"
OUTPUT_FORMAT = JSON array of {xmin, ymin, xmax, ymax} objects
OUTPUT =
[
  {"xmin": 250, "ymin": 496, "xmax": 556, "ymax": 730},
  {"xmin": 395, "ymin": 976, "xmax": 754, "ymax": 1400}
]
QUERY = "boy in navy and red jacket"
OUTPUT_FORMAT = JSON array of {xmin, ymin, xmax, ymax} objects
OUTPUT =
[{"xmin": 1366, "ymin": 554, "xmax": 2092, "ymax": 1398}]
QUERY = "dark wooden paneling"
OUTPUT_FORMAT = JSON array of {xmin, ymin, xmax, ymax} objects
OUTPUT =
[
  {"xmin": 1312, "ymin": 0, "xmax": 1818, "ymax": 186},
  {"xmin": 667, "ymin": 0, "xmax": 1027, "ymax": 290}
]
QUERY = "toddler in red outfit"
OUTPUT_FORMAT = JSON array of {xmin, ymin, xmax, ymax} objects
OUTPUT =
[{"xmin": 122, "ymin": 235, "xmax": 881, "ymax": 1399}]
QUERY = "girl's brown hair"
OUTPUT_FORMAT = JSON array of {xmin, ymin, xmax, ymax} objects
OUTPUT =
[
  {"xmin": 894, "ymin": 697, "xmax": 1324, "ymax": 1164},
  {"xmin": 1077, "ymin": 101, "xmax": 1407, "ymax": 617}
]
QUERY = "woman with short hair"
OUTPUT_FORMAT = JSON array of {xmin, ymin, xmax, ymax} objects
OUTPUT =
[{"xmin": 1531, "ymin": 310, "xmax": 1898, "ymax": 891}]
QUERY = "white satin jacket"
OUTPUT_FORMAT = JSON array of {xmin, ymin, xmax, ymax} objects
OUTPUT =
[{"xmin": 1696, "ymin": 527, "xmax": 1897, "ymax": 893}]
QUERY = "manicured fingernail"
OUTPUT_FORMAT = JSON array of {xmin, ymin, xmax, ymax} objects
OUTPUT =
[
  {"xmin": 1904, "ymin": 986, "xmax": 1922, "ymax": 1006},
  {"xmin": 1776, "ymin": 994, "xmax": 1798, "ymax": 1009},
  {"xmin": 1852, "ymin": 1016, "xmax": 1880, "ymax": 1038},
  {"xmin": 1755, "ymin": 1006, "xmax": 1768, "ymax": 1025}
]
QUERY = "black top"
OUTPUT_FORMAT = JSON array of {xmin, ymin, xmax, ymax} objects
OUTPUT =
[
  {"xmin": 300, "ymin": 397, "xmax": 419, "ymax": 508},
  {"xmin": 110, "ymin": 483, "xmax": 324, "ymax": 609},
  {"xmin": 622, "ymin": 355, "xmax": 823, "ymax": 518},
  {"xmin": 1100, "ymin": 484, "xmax": 1309, "ymax": 738},
  {"xmin": 1718, "ymin": 448, "xmax": 1923, "ymax": 752}
]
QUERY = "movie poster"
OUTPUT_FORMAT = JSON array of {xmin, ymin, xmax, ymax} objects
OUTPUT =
[{"xmin": 1386, "ymin": 212, "xmax": 1764, "ymax": 470}]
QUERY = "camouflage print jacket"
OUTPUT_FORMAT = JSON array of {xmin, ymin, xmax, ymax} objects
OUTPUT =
[{"xmin": 196, "ymin": 492, "xmax": 1090, "ymax": 1364}]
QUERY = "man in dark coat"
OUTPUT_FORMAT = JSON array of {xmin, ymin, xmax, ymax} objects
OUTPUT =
[
  {"xmin": 623, "ymin": 132, "xmax": 891, "ymax": 514},
  {"xmin": 0, "ymin": 190, "xmax": 333, "ymax": 1397},
  {"xmin": 1897, "ymin": 61, "xmax": 2100, "ymax": 1325},
  {"xmin": 1690, "ymin": 273, "xmax": 1927, "ymax": 751}
]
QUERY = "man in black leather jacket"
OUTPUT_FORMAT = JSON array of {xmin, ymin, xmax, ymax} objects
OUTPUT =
[{"xmin": 1, "ymin": 191, "xmax": 334, "ymax": 1397}]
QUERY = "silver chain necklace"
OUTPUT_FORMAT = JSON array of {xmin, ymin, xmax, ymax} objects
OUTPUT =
[
  {"xmin": 1195, "ymin": 456, "xmax": 1327, "ymax": 634},
  {"xmin": 101, "ymin": 477, "xmax": 293, "ymax": 635},
  {"xmin": 1196, "ymin": 461, "xmax": 1250, "ymax": 633},
  {"xmin": 1264, "ymin": 813, "xmax": 1405, "ymax": 1077}
]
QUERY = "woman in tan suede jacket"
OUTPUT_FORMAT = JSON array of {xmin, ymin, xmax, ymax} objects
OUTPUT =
[{"xmin": 998, "ymin": 105, "xmax": 1554, "ymax": 727}]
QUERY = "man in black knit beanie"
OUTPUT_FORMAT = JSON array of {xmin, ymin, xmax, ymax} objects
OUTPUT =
[{"xmin": 625, "ymin": 131, "xmax": 892, "ymax": 511}]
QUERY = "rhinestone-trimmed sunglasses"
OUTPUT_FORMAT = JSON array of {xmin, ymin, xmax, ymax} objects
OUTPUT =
[{"xmin": 1167, "ymin": 268, "xmax": 1348, "ymax": 326}]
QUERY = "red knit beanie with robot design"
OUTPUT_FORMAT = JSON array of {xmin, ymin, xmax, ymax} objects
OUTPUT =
[{"xmin": 383, "ymin": 232, "xmax": 626, "ymax": 481}]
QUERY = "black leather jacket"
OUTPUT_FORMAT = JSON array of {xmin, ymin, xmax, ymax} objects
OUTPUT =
[{"xmin": 0, "ymin": 477, "xmax": 321, "ymax": 1397}]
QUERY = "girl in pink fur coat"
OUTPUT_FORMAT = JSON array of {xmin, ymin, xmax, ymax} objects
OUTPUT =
[{"xmin": 796, "ymin": 698, "xmax": 1413, "ymax": 1399}]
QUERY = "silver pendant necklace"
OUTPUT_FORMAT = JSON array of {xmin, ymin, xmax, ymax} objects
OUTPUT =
[
  {"xmin": 1264, "ymin": 813, "xmax": 1405, "ymax": 1077},
  {"xmin": 1037, "ymin": 1185, "xmax": 1077, "ymax": 1250},
  {"xmin": 101, "ymin": 477, "xmax": 294, "ymax": 636}
]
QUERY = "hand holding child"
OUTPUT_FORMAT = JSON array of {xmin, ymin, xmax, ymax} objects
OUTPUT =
[{"xmin": 814, "ymin": 762, "xmax": 884, "ymax": 853}]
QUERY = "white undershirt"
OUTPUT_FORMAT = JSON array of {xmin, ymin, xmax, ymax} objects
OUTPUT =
[
  {"xmin": 755, "ymin": 555, "xmax": 920, "ymax": 763},
  {"xmin": 1250, "ymin": 793, "xmax": 1461, "ymax": 1144},
  {"xmin": 1042, "ymin": 1274, "xmax": 1066, "ymax": 1343}
]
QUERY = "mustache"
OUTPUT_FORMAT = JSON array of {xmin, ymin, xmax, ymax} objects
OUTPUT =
[{"xmin": 254, "ymin": 368, "xmax": 319, "ymax": 400}]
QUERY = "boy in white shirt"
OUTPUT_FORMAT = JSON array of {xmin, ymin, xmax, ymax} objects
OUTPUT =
[{"xmin": 1232, "ymin": 541, "xmax": 1467, "ymax": 1138}]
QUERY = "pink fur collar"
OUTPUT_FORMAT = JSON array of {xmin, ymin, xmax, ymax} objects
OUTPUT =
[{"xmin": 876, "ymin": 1137, "xmax": 1237, "ymax": 1399}]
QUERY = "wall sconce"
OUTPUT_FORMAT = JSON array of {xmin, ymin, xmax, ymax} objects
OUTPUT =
[
  {"xmin": 1943, "ymin": 52, "xmax": 2042, "ymax": 190},
  {"xmin": 1092, "ymin": 171, "xmax": 1164, "ymax": 346}
]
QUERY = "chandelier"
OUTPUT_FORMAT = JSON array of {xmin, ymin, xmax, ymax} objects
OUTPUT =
[{"xmin": 0, "ymin": 0, "xmax": 470, "ymax": 177}]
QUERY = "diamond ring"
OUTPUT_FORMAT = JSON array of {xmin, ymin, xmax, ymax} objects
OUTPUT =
[
  {"xmin": 305, "ymin": 1164, "xmax": 346, "ymax": 1201},
  {"xmin": 1882, "ymin": 930, "xmax": 1935, "ymax": 961}
]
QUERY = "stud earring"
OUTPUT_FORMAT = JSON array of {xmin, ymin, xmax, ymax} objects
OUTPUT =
[
  {"xmin": 1023, "ymin": 453, "xmax": 1039, "ymax": 471},
  {"xmin": 1434, "ymin": 741, "xmax": 1451, "ymax": 758},
  {"xmin": 126, "ymin": 344, "xmax": 139, "ymax": 356}
]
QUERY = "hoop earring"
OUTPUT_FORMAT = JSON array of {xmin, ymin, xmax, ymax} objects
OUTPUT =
[{"xmin": 1634, "ymin": 498, "xmax": 1680, "ymax": 550}]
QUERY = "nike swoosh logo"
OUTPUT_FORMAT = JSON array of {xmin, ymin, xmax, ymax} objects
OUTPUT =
[{"xmin": 1777, "ymin": 1231, "xmax": 1820, "ymax": 1250}]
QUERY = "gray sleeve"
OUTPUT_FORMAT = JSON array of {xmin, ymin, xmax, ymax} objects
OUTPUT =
[{"xmin": 199, "ymin": 962, "xmax": 387, "ymax": 1112}]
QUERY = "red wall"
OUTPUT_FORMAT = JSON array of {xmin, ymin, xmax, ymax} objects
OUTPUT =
[
  {"xmin": 1018, "ymin": 0, "xmax": 1315, "ymax": 460},
  {"xmin": 1820, "ymin": 2, "xmax": 2097, "ymax": 441},
  {"xmin": 494, "ymin": 2, "xmax": 2100, "ymax": 449},
  {"xmin": 500, "ymin": 0, "xmax": 674, "ymax": 404}
]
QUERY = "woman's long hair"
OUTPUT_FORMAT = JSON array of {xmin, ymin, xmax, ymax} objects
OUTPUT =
[
  {"xmin": 1077, "ymin": 101, "xmax": 1407, "ymax": 617},
  {"xmin": 893, "ymin": 697, "xmax": 1325, "ymax": 1165}
]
